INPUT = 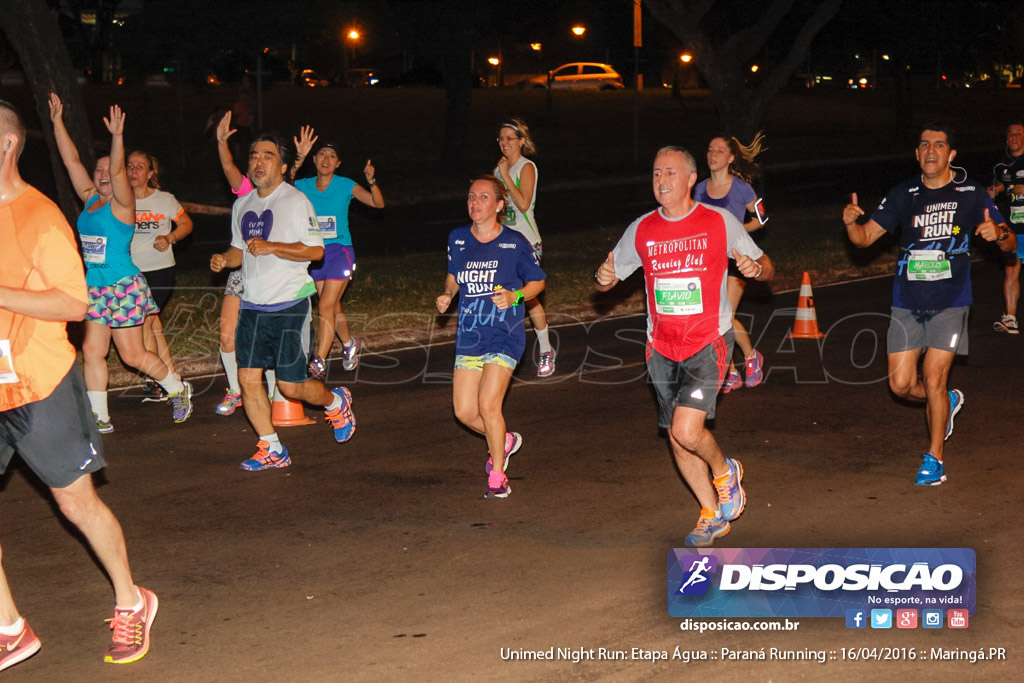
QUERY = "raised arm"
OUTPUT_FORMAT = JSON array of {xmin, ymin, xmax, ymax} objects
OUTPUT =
[
  {"xmin": 216, "ymin": 111, "xmax": 245, "ymax": 191},
  {"xmin": 351, "ymin": 158, "xmax": 385, "ymax": 208},
  {"xmin": 289, "ymin": 125, "xmax": 317, "ymax": 181},
  {"xmin": 843, "ymin": 192, "xmax": 887, "ymax": 247},
  {"xmin": 48, "ymin": 92, "xmax": 96, "ymax": 202},
  {"xmin": 105, "ymin": 104, "xmax": 135, "ymax": 222}
]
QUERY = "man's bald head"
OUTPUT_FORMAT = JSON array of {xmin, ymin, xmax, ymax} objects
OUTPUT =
[{"xmin": 0, "ymin": 99, "xmax": 27, "ymax": 160}]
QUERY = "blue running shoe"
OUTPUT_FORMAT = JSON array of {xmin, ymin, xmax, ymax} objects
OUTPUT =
[
  {"xmin": 241, "ymin": 441, "xmax": 291, "ymax": 471},
  {"xmin": 945, "ymin": 389, "xmax": 963, "ymax": 441},
  {"xmin": 713, "ymin": 458, "xmax": 746, "ymax": 521},
  {"xmin": 915, "ymin": 453, "xmax": 946, "ymax": 486},
  {"xmin": 685, "ymin": 509, "xmax": 731, "ymax": 547},
  {"xmin": 325, "ymin": 387, "xmax": 356, "ymax": 442}
]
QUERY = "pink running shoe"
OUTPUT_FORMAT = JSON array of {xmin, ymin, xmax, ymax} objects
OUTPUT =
[
  {"xmin": 485, "ymin": 470, "xmax": 511, "ymax": 499},
  {"xmin": 216, "ymin": 389, "xmax": 242, "ymax": 416},
  {"xmin": 744, "ymin": 351, "xmax": 764, "ymax": 388},
  {"xmin": 721, "ymin": 370, "xmax": 742, "ymax": 394},
  {"xmin": 0, "ymin": 620, "xmax": 41, "ymax": 672},
  {"xmin": 486, "ymin": 431, "xmax": 523, "ymax": 474},
  {"xmin": 537, "ymin": 349, "xmax": 556, "ymax": 378},
  {"xmin": 104, "ymin": 587, "xmax": 158, "ymax": 664}
]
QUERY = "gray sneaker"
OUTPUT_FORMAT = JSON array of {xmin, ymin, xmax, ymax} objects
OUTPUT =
[
  {"xmin": 341, "ymin": 337, "xmax": 361, "ymax": 371},
  {"xmin": 169, "ymin": 381, "xmax": 193, "ymax": 423},
  {"xmin": 94, "ymin": 413, "xmax": 114, "ymax": 434},
  {"xmin": 994, "ymin": 314, "xmax": 1020, "ymax": 335}
]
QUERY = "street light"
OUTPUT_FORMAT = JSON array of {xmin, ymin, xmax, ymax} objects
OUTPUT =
[
  {"xmin": 487, "ymin": 57, "xmax": 500, "ymax": 66},
  {"xmin": 344, "ymin": 27, "xmax": 361, "ymax": 85},
  {"xmin": 750, "ymin": 64, "xmax": 759, "ymax": 73},
  {"xmin": 680, "ymin": 53, "xmax": 692, "ymax": 64},
  {"xmin": 571, "ymin": 25, "xmax": 586, "ymax": 37},
  {"xmin": 530, "ymin": 43, "xmax": 542, "ymax": 52}
]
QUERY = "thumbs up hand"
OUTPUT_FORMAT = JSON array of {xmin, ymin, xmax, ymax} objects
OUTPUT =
[
  {"xmin": 975, "ymin": 207, "xmax": 1005, "ymax": 243},
  {"xmin": 594, "ymin": 251, "xmax": 617, "ymax": 288},
  {"xmin": 842, "ymin": 192, "xmax": 865, "ymax": 227}
]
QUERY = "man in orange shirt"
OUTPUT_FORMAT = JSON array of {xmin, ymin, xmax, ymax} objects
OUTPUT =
[{"xmin": 0, "ymin": 100, "xmax": 157, "ymax": 670}]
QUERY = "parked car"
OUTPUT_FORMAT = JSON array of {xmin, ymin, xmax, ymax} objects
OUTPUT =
[
  {"xmin": 526, "ymin": 62, "xmax": 624, "ymax": 90},
  {"xmin": 298, "ymin": 69, "xmax": 329, "ymax": 88}
]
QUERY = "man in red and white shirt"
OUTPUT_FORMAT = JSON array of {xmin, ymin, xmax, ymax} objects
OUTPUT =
[{"xmin": 595, "ymin": 146, "xmax": 774, "ymax": 547}]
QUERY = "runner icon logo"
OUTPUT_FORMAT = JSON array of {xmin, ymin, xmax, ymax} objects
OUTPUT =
[{"xmin": 676, "ymin": 555, "xmax": 717, "ymax": 596}]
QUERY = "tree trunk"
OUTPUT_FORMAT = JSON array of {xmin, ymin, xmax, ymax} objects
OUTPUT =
[
  {"xmin": 0, "ymin": 0, "xmax": 92, "ymax": 222},
  {"xmin": 440, "ymin": 69, "xmax": 473, "ymax": 174}
]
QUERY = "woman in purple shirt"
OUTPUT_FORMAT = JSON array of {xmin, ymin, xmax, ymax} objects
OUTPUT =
[{"xmin": 694, "ymin": 133, "xmax": 768, "ymax": 392}]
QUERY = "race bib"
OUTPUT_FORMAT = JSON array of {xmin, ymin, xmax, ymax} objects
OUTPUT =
[
  {"xmin": 80, "ymin": 234, "xmax": 107, "ymax": 264},
  {"xmin": 317, "ymin": 215, "xmax": 338, "ymax": 239},
  {"xmin": 907, "ymin": 250, "xmax": 951, "ymax": 281},
  {"xmin": 0, "ymin": 339, "xmax": 19, "ymax": 384},
  {"xmin": 1010, "ymin": 204, "xmax": 1024, "ymax": 224},
  {"xmin": 654, "ymin": 277, "xmax": 703, "ymax": 315}
]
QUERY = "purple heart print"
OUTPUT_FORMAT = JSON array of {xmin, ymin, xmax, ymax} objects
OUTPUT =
[{"xmin": 241, "ymin": 210, "xmax": 273, "ymax": 241}]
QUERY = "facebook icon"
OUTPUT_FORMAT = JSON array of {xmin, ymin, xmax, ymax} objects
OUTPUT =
[{"xmin": 845, "ymin": 609, "xmax": 866, "ymax": 629}]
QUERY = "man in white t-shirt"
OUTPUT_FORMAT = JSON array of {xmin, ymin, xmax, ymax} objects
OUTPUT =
[{"xmin": 211, "ymin": 133, "xmax": 356, "ymax": 471}]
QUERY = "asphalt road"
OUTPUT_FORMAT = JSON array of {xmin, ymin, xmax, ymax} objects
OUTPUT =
[{"xmin": 1, "ymin": 260, "xmax": 1020, "ymax": 681}]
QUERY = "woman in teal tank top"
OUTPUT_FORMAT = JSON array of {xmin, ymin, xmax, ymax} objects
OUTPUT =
[{"xmin": 49, "ymin": 94, "xmax": 193, "ymax": 431}]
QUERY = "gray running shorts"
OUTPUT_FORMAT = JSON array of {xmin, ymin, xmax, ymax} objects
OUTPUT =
[
  {"xmin": 0, "ymin": 365, "xmax": 106, "ymax": 489},
  {"xmin": 887, "ymin": 306, "xmax": 969, "ymax": 356},
  {"xmin": 647, "ymin": 330, "xmax": 734, "ymax": 427}
]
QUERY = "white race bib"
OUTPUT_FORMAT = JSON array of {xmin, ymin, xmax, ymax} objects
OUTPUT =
[
  {"xmin": 654, "ymin": 277, "xmax": 703, "ymax": 315},
  {"xmin": 80, "ymin": 234, "xmax": 107, "ymax": 264},
  {"xmin": 317, "ymin": 215, "xmax": 338, "ymax": 239},
  {"xmin": 1010, "ymin": 204, "xmax": 1024, "ymax": 224},
  {"xmin": 907, "ymin": 249, "xmax": 952, "ymax": 281}
]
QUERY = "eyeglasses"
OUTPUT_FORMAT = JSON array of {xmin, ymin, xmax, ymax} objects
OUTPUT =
[{"xmin": 497, "ymin": 135, "xmax": 520, "ymax": 143}]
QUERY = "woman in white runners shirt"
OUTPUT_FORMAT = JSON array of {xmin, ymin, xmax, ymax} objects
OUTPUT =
[
  {"xmin": 127, "ymin": 150, "xmax": 192, "ymax": 396},
  {"xmin": 494, "ymin": 118, "xmax": 555, "ymax": 377}
]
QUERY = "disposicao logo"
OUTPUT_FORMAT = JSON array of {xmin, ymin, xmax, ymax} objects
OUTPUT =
[
  {"xmin": 676, "ymin": 555, "xmax": 718, "ymax": 596},
  {"xmin": 667, "ymin": 548, "xmax": 975, "ymax": 619}
]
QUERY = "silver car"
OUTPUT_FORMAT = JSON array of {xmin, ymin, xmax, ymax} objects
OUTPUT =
[{"xmin": 528, "ymin": 62, "xmax": 624, "ymax": 90}]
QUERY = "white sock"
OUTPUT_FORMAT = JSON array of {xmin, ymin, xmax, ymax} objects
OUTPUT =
[
  {"xmin": 535, "ymin": 326, "xmax": 552, "ymax": 354},
  {"xmin": 87, "ymin": 391, "xmax": 109, "ymax": 420},
  {"xmin": 264, "ymin": 369, "xmax": 276, "ymax": 393},
  {"xmin": 342, "ymin": 337, "xmax": 355, "ymax": 348},
  {"xmin": 259, "ymin": 433, "xmax": 282, "ymax": 452},
  {"xmin": 157, "ymin": 372, "xmax": 184, "ymax": 395},
  {"xmin": 116, "ymin": 587, "xmax": 143, "ymax": 613},
  {"xmin": 0, "ymin": 617, "xmax": 24, "ymax": 636},
  {"xmin": 326, "ymin": 392, "xmax": 343, "ymax": 412},
  {"xmin": 221, "ymin": 350, "xmax": 241, "ymax": 394}
]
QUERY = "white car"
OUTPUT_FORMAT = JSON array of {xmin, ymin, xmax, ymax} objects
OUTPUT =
[{"xmin": 527, "ymin": 63, "xmax": 624, "ymax": 90}]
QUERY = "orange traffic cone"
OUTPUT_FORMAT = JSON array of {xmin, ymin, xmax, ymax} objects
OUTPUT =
[
  {"xmin": 789, "ymin": 271, "xmax": 825, "ymax": 339},
  {"xmin": 271, "ymin": 385, "xmax": 314, "ymax": 427}
]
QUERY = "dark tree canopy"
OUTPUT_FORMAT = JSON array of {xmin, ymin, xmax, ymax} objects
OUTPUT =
[
  {"xmin": 0, "ymin": 0, "xmax": 94, "ymax": 221},
  {"xmin": 645, "ymin": 0, "xmax": 843, "ymax": 140}
]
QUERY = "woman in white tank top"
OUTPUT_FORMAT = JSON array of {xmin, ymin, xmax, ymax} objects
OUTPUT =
[{"xmin": 494, "ymin": 118, "xmax": 555, "ymax": 377}]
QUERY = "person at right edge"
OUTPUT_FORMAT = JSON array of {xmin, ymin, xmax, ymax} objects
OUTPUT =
[
  {"xmin": 0, "ymin": 100, "xmax": 157, "ymax": 671},
  {"xmin": 987, "ymin": 121, "xmax": 1024, "ymax": 334},
  {"xmin": 843, "ymin": 123, "xmax": 1015, "ymax": 486}
]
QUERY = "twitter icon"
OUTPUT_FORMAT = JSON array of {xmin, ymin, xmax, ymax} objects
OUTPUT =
[{"xmin": 870, "ymin": 609, "xmax": 892, "ymax": 629}]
